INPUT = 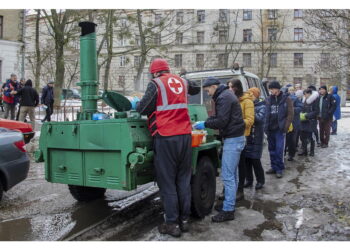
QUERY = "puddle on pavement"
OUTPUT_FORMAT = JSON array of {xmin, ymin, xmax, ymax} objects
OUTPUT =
[
  {"xmin": 238, "ymin": 199, "xmax": 284, "ymax": 240},
  {"xmin": 0, "ymin": 198, "xmax": 114, "ymax": 241}
]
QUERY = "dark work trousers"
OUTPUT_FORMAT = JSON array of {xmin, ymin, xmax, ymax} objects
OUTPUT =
[
  {"xmin": 154, "ymin": 134, "xmax": 192, "ymax": 223},
  {"xmin": 42, "ymin": 102, "xmax": 54, "ymax": 122},
  {"xmin": 238, "ymin": 148, "xmax": 246, "ymax": 191},
  {"xmin": 16, "ymin": 104, "xmax": 21, "ymax": 120},
  {"xmin": 331, "ymin": 120, "xmax": 338, "ymax": 134},
  {"xmin": 245, "ymin": 158, "xmax": 265, "ymax": 184},
  {"xmin": 319, "ymin": 119, "xmax": 332, "ymax": 146},
  {"xmin": 286, "ymin": 129, "xmax": 298, "ymax": 158},
  {"xmin": 267, "ymin": 130, "xmax": 286, "ymax": 174},
  {"xmin": 300, "ymin": 131, "xmax": 314, "ymax": 154}
]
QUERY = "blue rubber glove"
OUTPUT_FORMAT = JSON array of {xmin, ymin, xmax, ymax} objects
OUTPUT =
[
  {"xmin": 130, "ymin": 96, "xmax": 140, "ymax": 110},
  {"xmin": 193, "ymin": 121, "xmax": 205, "ymax": 130}
]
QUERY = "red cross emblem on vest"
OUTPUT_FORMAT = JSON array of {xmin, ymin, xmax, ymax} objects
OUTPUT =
[{"xmin": 168, "ymin": 77, "xmax": 183, "ymax": 94}]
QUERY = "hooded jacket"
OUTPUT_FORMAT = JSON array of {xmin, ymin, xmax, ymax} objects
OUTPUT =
[
  {"xmin": 331, "ymin": 86, "xmax": 341, "ymax": 120},
  {"xmin": 318, "ymin": 92, "xmax": 336, "ymax": 120},
  {"xmin": 245, "ymin": 99, "xmax": 266, "ymax": 159},
  {"xmin": 301, "ymin": 91, "xmax": 319, "ymax": 132},
  {"xmin": 265, "ymin": 92, "xmax": 294, "ymax": 134},
  {"xmin": 239, "ymin": 92, "xmax": 255, "ymax": 136},
  {"xmin": 289, "ymin": 93, "xmax": 304, "ymax": 130},
  {"xmin": 205, "ymin": 84, "xmax": 245, "ymax": 138}
]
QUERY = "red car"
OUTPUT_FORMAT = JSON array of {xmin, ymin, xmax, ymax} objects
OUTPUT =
[{"xmin": 0, "ymin": 119, "xmax": 35, "ymax": 144}]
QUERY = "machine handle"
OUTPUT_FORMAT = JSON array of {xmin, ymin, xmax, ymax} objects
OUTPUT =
[
  {"xmin": 93, "ymin": 168, "xmax": 105, "ymax": 175},
  {"xmin": 72, "ymin": 125, "xmax": 78, "ymax": 135},
  {"xmin": 47, "ymin": 125, "xmax": 52, "ymax": 134},
  {"xmin": 58, "ymin": 165, "xmax": 67, "ymax": 171}
]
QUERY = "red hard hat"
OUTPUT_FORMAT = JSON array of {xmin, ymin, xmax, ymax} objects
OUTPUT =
[{"xmin": 149, "ymin": 58, "xmax": 170, "ymax": 74}]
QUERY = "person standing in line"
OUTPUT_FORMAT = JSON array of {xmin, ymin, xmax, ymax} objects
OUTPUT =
[
  {"xmin": 2, "ymin": 74, "xmax": 20, "ymax": 120},
  {"xmin": 11, "ymin": 80, "xmax": 39, "ymax": 129},
  {"xmin": 318, "ymin": 85, "xmax": 337, "ymax": 148},
  {"xmin": 135, "ymin": 58, "xmax": 200, "ymax": 237},
  {"xmin": 244, "ymin": 87, "xmax": 266, "ymax": 190},
  {"xmin": 265, "ymin": 81, "xmax": 294, "ymax": 178},
  {"xmin": 285, "ymin": 86, "xmax": 303, "ymax": 161},
  {"xmin": 41, "ymin": 80, "xmax": 55, "ymax": 122},
  {"xmin": 194, "ymin": 77, "xmax": 245, "ymax": 222},
  {"xmin": 330, "ymin": 85, "xmax": 341, "ymax": 135},
  {"xmin": 16, "ymin": 77, "xmax": 26, "ymax": 121},
  {"xmin": 299, "ymin": 89, "xmax": 319, "ymax": 156},
  {"xmin": 227, "ymin": 79, "xmax": 254, "ymax": 201},
  {"xmin": 307, "ymin": 85, "xmax": 321, "ymax": 146},
  {"xmin": 295, "ymin": 89, "xmax": 304, "ymax": 149}
]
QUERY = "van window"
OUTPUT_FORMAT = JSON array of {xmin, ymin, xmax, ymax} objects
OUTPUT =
[
  {"xmin": 188, "ymin": 80, "xmax": 202, "ymax": 104},
  {"xmin": 245, "ymin": 76, "xmax": 256, "ymax": 89}
]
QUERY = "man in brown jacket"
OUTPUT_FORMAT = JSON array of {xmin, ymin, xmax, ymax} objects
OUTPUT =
[{"xmin": 264, "ymin": 81, "xmax": 294, "ymax": 178}]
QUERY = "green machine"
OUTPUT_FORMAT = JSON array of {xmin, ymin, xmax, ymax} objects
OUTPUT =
[{"xmin": 35, "ymin": 22, "xmax": 221, "ymax": 218}]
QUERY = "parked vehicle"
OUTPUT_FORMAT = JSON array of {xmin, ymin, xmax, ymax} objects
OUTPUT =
[
  {"xmin": 0, "ymin": 119, "xmax": 35, "ymax": 144},
  {"xmin": 61, "ymin": 88, "xmax": 81, "ymax": 100},
  {"xmin": 0, "ymin": 128, "xmax": 30, "ymax": 202},
  {"xmin": 183, "ymin": 66, "xmax": 267, "ymax": 115}
]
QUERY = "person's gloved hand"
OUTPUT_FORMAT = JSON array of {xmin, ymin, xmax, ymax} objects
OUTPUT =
[
  {"xmin": 193, "ymin": 121, "xmax": 205, "ymax": 130},
  {"xmin": 300, "ymin": 112, "xmax": 307, "ymax": 121},
  {"xmin": 130, "ymin": 96, "xmax": 140, "ymax": 110}
]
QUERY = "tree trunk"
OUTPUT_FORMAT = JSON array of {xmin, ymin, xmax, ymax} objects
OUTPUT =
[
  {"xmin": 54, "ymin": 36, "xmax": 65, "ymax": 107},
  {"xmin": 135, "ymin": 10, "xmax": 148, "ymax": 91},
  {"xmin": 103, "ymin": 10, "xmax": 114, "ymax": 90},
  {"xmin": 34, "ymin": 10, "xmax": 41, "ymax": 91}
]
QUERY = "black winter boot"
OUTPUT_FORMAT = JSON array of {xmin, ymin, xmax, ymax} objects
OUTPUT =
[
  {"xmin": 309, "ymin": 140, "xmax": 315, "ymax": 156},
  {"xmin": 212, "ymin": 211, "xmax": 235, "ymax": 222},
  {"xmin": 158, "ymin": 223, "xmax": 181, "ymax": 237}
]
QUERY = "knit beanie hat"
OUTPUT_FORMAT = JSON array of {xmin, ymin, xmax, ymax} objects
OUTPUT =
[
  {"xmin": 268, "ymin": 80, "xmax": 281, "ymax": 89},
  {"xmin": 319, "ymin": 85, "xmax": 327, "ymax": 91},
  {"xmin": 248, "ymin": 87, "xmax": 260, "ymax": 99}
]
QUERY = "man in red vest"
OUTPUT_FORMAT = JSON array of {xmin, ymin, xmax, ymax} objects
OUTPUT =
[{"xmin": 134, "ymin": 58, "xmax": 199, "ymax": 237}]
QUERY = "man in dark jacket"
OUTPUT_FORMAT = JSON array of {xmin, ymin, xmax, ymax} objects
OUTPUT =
[
  {"xmin": 11, "ymin": 79, "xmax": 39, "ymax": 129},
  {"xmin": 194, "ymin": 77, "xmax": 245, "ymax": 223},
  {"xmin": 2, "ymin": 74, "xmax": 20, "ymax": 120},
  {"xmin": 318, "ymin": 85, "xmax": 336, "ymax": 148},
  {"xmin": 330, "ymin": 85, "xmax": 341, "ymax": 135},
  {"xmin": 41, "ymin": 80, "xmax": 55, "ymax": 122},
  {"xmin": 285, "ymin": 87, "xmax": 303, "ymax": 161},
  {"xmin": 135, "ymin": 58, "xmax": 200, "ymax": 238},
  {"xmin": 265, "ymin": 81, "xmax": 294, "ymax": 178}
]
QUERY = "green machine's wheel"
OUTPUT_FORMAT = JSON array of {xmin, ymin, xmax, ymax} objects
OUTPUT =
[
  {"xmin": 191, "ymin": 156, "xmax": 216, "ymax": 218},
  {"xmin": 68, "ymin": 185, "xmax": 106, "ymax": 202}
]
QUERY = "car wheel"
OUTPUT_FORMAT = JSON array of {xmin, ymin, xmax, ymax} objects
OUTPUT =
[
  {"xmin": 191, "ymin": 156, "xmax": 216, "ymax": 218},
  {"xmin": 68, "ymin": 185, "xmax": 106, "ymax": 202},
  {"xmin": 0, "ymin": 180, "xmax": 3, "ymax": 202}
]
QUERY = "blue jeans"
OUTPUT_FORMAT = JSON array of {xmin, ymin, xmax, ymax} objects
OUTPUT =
[
  {"xmin": 267, "ymin": 130, "xmax": 286, "ymax": 174},
  {"xmin": 331, "ymin": 120, "xmax": 337, "ymax": 133},
  {"xmin": 221, "ymin": 136, "xmax": 246, "ymax": 212}
]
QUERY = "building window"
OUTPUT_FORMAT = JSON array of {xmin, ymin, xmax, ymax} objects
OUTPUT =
[
  {"xmin": 120, "ymin": 56, "xmax": 126, "ymax": 67},
  {"xmin": 175, "ymin": 32, "xmax": 183, "ymax": 45},
  {"xmin": 0, "ymin": 16, "xmax": 3, "ymax": 39},
  {"xmin": 269, "ymin": 53, "xmax": 277, "ymax": 68},
  {"xmin": 197, "ymin": 31, "xmax": 204, "ymax": 44},
  {"xmin": 218, "ymin": 54, "xmax": 228, "ymax": 68},
  {"xmin": 294, "ymin": 28, "xmax": 303, "ymax": 41},
  {"xmin": 320, "ymin": 78, "xmax": 331, "ymax": 85},
  {"xmin": 135, "ymin": 35, "xmax": 141, "ymax": 46},
  {"xmin": 243, "ymin": 53, "xmax": 252, "ymax": 67},
  {"xmin": 268, "ymin": 9, "xmax": 278, "ymax": 19},
  {"xmin": 175, "ymin": 54, "xmax": 182, "ymax": 68},
  {"xmin": 118, "ymin": 75, "xmax": 126, "ymax": 86},
  {"xmin": 294, "ymin": 53, "xmax": 304, "ymax": 67},
  {"xmin": 119, "ymin": 35, "xmax": 126, "ymax": 46},
  {"xmin": 197, "ymin": 10, "xmax": 205, "ymax": 23},
  {"xmin": 154, "ymin": 33, "xmax": 161, "ymax": 45},
  {"xmin": 196, "ymin": 54, "xmax": 204, "ymax": 68},
  {"xmin": 320, "ymin": 53, "xmax": 330, "ymax": 67},
  {"xmin": 268, "ymin": 27, "xmax": 278, "ymax": 41},
  {"xmin": 176, "ymin": 11, "xmax": 184, "ymax": 25},
  {"xmin": 243, "ymin": 10, "xmax": 252, "ymax": 20},
  {"xmin": 293, "ymin": 77, "xmax": 303, "ymax": 85},
  {"xmin": 219, "ymin": 9, "xmax": 229, "ymax": 22},
  {"xmin": 219, "ymin": 30, "xmax": 228, "ymax": 44},
  {"xmin": 134, "ymin": 56, "xmax": 141, "ymax": 67},
  {"xmin": 155, "ymin": 14, "xmax": 162, "ymax": 25},
  {"xmin": 294, "ymin": 9, "xmax": 303, "ymax": 19},
  {"xmin": 243, "ymin": 29, "xmax": 253, "ymax": 42},
  {"xmin": 121, "ymin": 18, "xmax": 128, "ymax": 28}
]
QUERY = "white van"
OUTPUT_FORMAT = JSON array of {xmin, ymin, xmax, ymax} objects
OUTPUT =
[{"xmin": 183, "ymin": 67, "xmax": 268, "ymax": 115}]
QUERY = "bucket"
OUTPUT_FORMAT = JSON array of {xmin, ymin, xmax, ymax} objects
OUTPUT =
[{"xmin": 191, "ymin": 132, "xmax": 205, "ymax": 147}]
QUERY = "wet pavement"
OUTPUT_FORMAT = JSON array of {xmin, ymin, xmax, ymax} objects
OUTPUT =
[{"xmin": 1, "ymin": 109, "xmax": 350, "ymax": 241}]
